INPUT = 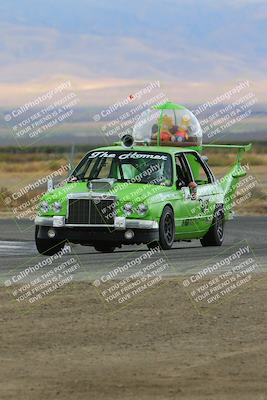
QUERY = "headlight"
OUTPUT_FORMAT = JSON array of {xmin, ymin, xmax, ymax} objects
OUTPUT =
[
  {"xmin": 136, "ymin": 203, "xmax": 148, "ymax": 216},
  {"xmin": 40, "ymin": 201, "xmax": 49, "ymax": 213},
  {"xmin": 53, "ymin": 201, "xmax": 62, "ymax": 213},
  {"xmin": 123, "ymin": 203, "xmax": 133, "ymax": 216}
]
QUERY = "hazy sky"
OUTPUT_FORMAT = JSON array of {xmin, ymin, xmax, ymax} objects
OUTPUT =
[{"xmin": 0, "ymin": 0, "xmax": 266, "ymax": 105}]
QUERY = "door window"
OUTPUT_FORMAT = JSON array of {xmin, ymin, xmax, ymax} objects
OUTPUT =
[
  {"xmin": 175, "ymin": 154, "xmax": 192, "ymax": 188},
  {"xmin": 184, "ymin": 153, "xmax": 212, "ymax": 185}
]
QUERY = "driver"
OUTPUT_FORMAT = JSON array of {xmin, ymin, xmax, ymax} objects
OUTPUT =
[{"xmin": 176, "ymin": 157, "xmax": 198, "ymax": 196}]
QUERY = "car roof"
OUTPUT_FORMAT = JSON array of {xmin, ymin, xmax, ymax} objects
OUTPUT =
[{"xmin": 90, "ymin": 145, "xmax": 200, "ymax": 155}]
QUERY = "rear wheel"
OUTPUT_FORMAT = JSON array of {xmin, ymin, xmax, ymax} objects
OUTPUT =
[
  {"xmin": 94, "ymin": 243, "xmax": 116, "ymax": 253},
  {"xmin": 148, "ymin": 206, "xmax": 175, "ymax": 250},
  {"xmin": 200, "ymin": 205, "xmax": 224, "ymax": 247},
  {"xmin": 35, "ymin": 226, "xmax": 66, "ymax": 255}
]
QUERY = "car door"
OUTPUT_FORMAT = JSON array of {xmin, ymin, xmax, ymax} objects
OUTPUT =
[
  {"xmin": 173, "ymin": 153, "xmax": 201, "ymax": 236},
  {"xmin": 182, "ymin": 151, "xmax": 219, "ymax": 233}
]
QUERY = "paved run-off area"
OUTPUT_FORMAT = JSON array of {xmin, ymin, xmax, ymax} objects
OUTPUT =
[{"xmin": 0, "ymin": 216, "xmax": 266, "ymax": 280}]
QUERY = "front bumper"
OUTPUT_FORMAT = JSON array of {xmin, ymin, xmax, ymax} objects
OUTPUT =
[
  {"xmin": 35, "ymin": 216, "xmax": 159, "ymax": 245},
  {"xmin": 35, "ymin": 216, "xmax": 158, "ymax": 230}
]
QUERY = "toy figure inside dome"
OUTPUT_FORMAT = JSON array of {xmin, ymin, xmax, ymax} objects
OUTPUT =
[
  {"xmin": 151, "ymin": 113, "xmax": 193, "ymax": 143},
  {"xmin": 151, "ymin": 115, "xmax": 173, "ymax": 142},
  {"xmin": 170, "ymin": 114, "xmax": 192, "ymax": 143}
]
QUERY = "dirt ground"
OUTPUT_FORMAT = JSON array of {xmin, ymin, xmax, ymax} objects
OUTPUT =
[{"xmin": 0, "ymin": 276, "xmax": 267, "ymax": 400}]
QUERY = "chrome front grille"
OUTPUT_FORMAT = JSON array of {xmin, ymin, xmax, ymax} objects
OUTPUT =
[{"xmin": 67, "ymin": 198, "xmax": 115, "ymax": 225}]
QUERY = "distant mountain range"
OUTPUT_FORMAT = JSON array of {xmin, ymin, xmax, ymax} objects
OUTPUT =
[{"xmin": 0, "ymin": 104, "xmax": 266, "ymax": 147}]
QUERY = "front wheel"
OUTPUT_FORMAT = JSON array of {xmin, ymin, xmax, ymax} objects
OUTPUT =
[
  {"xmin": 200, "ymin": 205, "xmax": 224, "ymax": 247},
  {"xmin": 147, "ymin": 241, "xmax": 160, "ymax": 250},
  {"xmin": 148, "ymin": 206, "xmax": 175, "ymax": 250},
  {"xmin": 35, "ymin": 226, "xmax": 66, "ymax": 255}
]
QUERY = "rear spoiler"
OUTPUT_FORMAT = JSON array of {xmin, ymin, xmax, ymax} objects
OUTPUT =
[
  {"xmin": 201, "ymin": 143, "xmax": 252, "ymax": 151},
  {"xmin": 201, "ymin": 143, "xmax": 252, "ymax": 161}
]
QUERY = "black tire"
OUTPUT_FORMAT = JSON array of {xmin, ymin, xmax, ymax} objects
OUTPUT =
[
  {"xmin": 94, "ymin": 243, "xmax": 116, "ymax": 253},
  {"xmin": 35, "ymin": 226, "xmax": 67, "ymax": 255},
  {"xmin": 147, "ymin": 241, "xmax": 160, "ymax": 250},
  {"xmin": 149, "ymin": 206, "xmax": 175, "ymax": 250},
  {"xmin": 200, "ymin": 205, "xmax": 224, "ymax": 247}
]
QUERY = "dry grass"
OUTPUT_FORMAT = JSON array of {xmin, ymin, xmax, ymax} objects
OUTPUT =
[
  {"xmin": 0, "ymin": 155, "xmax": 69, "ymax": 173},
  {"xmin": 205, "ymin": 151, "xmax": 267, "ymax": 167},
  {"xmin": 0, "ymin": 151, "xmax": 266, "ymax": 215}
]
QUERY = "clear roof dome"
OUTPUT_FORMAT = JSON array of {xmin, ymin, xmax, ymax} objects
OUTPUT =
[{"xmin": 132, "ymin": 102, "xmax": 202, "ymax": 146}]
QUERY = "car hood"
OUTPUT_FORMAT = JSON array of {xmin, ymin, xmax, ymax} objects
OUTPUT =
[{"xmin": 41, "ymin": 181, "xmax": 173, "ymax": 204}]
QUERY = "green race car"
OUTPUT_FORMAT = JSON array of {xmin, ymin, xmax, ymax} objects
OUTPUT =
[{"xmin": 35, "ymin": 102, "xmax": 251, "ymax": 255}]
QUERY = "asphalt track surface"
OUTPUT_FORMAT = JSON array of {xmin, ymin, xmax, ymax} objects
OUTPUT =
[{"xmin": 0, "ymin": 216, "xmax": 266, "ymax": 284}]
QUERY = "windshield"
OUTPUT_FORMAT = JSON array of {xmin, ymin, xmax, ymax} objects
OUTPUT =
[{"xmin": 71, "ymin": 150, "xmax": 173, "ymax": 186}]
